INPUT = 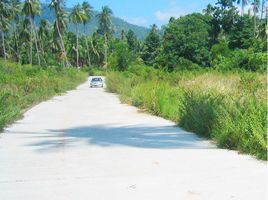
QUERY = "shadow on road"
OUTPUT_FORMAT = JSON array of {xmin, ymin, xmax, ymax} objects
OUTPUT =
[{"xmin": 24, "ymin": 124, "xmax": 215, "ymax": 152}]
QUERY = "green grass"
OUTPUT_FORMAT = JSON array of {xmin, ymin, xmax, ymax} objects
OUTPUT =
[
  {"xmin": 106, "ymin": 66, "xmax": 267, "ymax": 160},
  {"xmin": 0, "ymin": 59, "xmax": 88, "ymax": 131}
]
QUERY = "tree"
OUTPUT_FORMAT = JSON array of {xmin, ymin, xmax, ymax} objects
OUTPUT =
[
  {"xmin": 236, "ymin": 0, "xmax": 249, "ymax": 15},
  {"xmin": 260, "ymin": 0, "xmax": 266, "ymax": 20},
  {"xmin": 228, "ymin": 15, "xmax": 254, "ymax": 49},
  {"xmin": 19, "ymin": 18, "xmax": 31, "ymax": 64},
  {"xmin": 126, "ymin": 29, "xmax": 138, "ymax": 52},
  {"xmin": 120, "ymin": 29, "xmax": 126, "ymax": 41},
  {"xmin": 97, "ymin": 6, "xmax": 113, "ymax": 68},
  {"xmin": 109, "ymin": 42, "xmax": 137, "ymax": 71},
  {"xmin": 49, "ymin": 0, "xmax": 69, "ymax": 67},
  {"xmin": 156, "ymin": 13, "xmax": 211, "ymax": 71},
  {"xmin": 90, "ymin": 32, "xmax": 104, "ymax": 67},
  {"xmin": 22, "ymin": 0, "xmax": 41, "ymax": 66},
  {"xmin": 252, "ymin": 0, "xmax": 260, "ymax": 37},
  {"xmin": 142, "ymin": 24, "xmax": 160, "ymax": 65},
  {"xmin": 0, "ymin": 1, "xmax": 11, "ymax": 61},
  {"xmin": 69, "ymin": 4, "xmax": 85, "ymax": 67},
  {"xmin": 81, "ymin": 1, "xmax": 93, "ymax": 66},
  {"xmin": 10, "ymin": 0, "xmax": 21, "ymax": 62},
  {"xmin": 203, "ymin": 0, "xmax": 239, "ymax": 45},
  {"xmin": 38, "ymin": 19, "xmax": 51, "ymax": 63}
]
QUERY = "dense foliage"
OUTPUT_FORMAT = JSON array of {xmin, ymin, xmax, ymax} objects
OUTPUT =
[
  {"xmin": 105, "ymin": 65, "xmax": 267, "ymax": 160},
  {"xmin": 0, "ymin": 59, "xmax": 87, "ymax": 130},
  {"xmin": 0, "ymin": 0, "xmax": 266, "ymax": 72}
]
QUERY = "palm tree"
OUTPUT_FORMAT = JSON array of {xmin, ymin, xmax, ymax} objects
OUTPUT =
[
  {"xmin": 49, "ymin": 0, "xmax": 69, "ymax": 67},
  {"xmin": 260, "ymin": 0, "xmax": 266, "ymax": 20},
  {"xmin": 97, "ymin": 6, "xmax": 113, "ymax": 68},
  {"xmin": 252, "ymin": 0, "xmax": 260, "ymax": 37},
  {"xmin": 82, "ymin": 1, "xmax": 93, "ymax": 66},
  {"xmin": 22, "ymin": 0, "xmax": 41, "ymax": 66},
  {"xmin": 0, "ymin": 1, "xmax": 11, "ymax": 61},
  {"xmin": 10, "ymin": 0, "xmax": 21, "ymax": 62},
  {"xmin": 69, "ymin": 4, "xmax": 85, "ymax": 67},
  {"xmin": 120, "ymin": 30, "xmax": 126, "ymax": 41},
  {"xmin": 38, "ymin": 19, "xmax": 50, "ymax": 64},
  {"xmin": 236, "ymin": 0, "xmax": 249, "ymax": 15},
  {"xmin": 19, "ymin": 18, "xmax": 31, "ymax": 64}
]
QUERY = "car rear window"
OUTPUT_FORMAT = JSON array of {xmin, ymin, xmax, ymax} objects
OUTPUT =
[{"xmin": 92, "ymin": 78, "xmax": 102, "ymax": 81}]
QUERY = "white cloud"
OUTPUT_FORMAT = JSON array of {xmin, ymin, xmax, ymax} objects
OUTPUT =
[
  {"xmin": 154, "ymin": 2, "xmax": 185, "ymax": 23},
  {"xmin": 121, "ymin": 16, "xmax": 148, "ymax": 27}
]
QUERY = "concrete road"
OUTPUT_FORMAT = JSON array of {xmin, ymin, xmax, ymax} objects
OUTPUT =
[{"xmin": 0, "ymin": 77, "xmax": 267, "ymax": 200}]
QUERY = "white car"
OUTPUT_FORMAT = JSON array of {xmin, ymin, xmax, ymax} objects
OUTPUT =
[{"xmin": 90, "ymin": 77, "xmax": 103, "ymax": 88}]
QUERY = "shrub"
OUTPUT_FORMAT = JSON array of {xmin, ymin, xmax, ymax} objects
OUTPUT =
[
  {"xmin": 213, "ymin": 49, "xmax": 267, "ymax": 72},
  {"xmin": 211, "ymin": 40, "xmax": 231, "ymax": 60},
  {"xmin": 231, "ymin": 49, "xmax": 267, "ymax": 72},
  {"xmin": 108, "ymin": 42, "xmax": 138, "ymax": 71}
]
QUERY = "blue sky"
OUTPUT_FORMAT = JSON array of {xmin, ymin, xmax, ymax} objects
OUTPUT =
[{"xmin": 43, "ymin": 0, "xmax": 217, "ymax": 27}]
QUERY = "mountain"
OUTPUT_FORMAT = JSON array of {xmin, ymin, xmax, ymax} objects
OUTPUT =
[{"xmin": 38, "ymin": 4, "xmax": 150, "ymax": 40}]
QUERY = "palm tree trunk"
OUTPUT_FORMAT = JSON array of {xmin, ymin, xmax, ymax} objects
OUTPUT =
[
  {"xmin": 30, "ymin": 21, "xmax": 33, "ymax": 65},
  {"xmin": 242, "ymin": 1, "xmax": 246, "ymax": 16},
  {"xmin": 1, "ymin": 31, "xmax": 6, "ymax": 61},
  {"xmin": 76, "ymin": 24, "xmax": 79, "ymax": 68},
  {"xmin": 31, "ymin": 18, "xmax": 41, "ymax": 66},
  {"xmin": 34, "ymin": 28, "xmax": 47, "ymax": 65},
  {"xmin": 13, "ymin": 23, "xmax": 20, "ymax": 62},
  {"xmin": 91, "ymin": 38, "xmax": 99, "ymax": 58},
  {"xmin": 253, "ymin": 1, "xmax": 257, "ymax": 38},
  {"xmin": 55, "ymin": 18, "xmax": 68, "ymax": 67},
  {"xmin": 260, "ymin": 0, "xmax": 265, "ymax": 20},
  {"xmin": 104, "ymin": 33, "xmax": 108, "ymax": 68},
  {"xmin": 84, "ymin": 25, "xmax": 91, "ymax": 66}
]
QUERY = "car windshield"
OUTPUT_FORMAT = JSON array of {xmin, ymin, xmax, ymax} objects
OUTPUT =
[{"xmin": 92, "ymin": 78, "xmax": 102, "ymax": 82}]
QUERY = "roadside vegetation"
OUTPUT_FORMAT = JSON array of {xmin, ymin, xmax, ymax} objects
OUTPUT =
[
  {"xmin": 106, "ymin": 66, "xmax": 267, "ymax": 160},
  {"xmin": 0, "ymin": 59, "xmax": 87, "ymax": 130},
  {"xmin": 0, "ymin": 0, "xmax": 267, "ymax": 159}
]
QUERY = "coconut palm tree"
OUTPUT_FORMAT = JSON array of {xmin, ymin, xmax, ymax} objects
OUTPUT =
[
  {"xmin": 260, "ymin": 0, "xmax": 266, "ymax": 20},
  {"xmin": 19, "ymin": 18, "xmax": 31, "ymax": 64},
  {"xmin": 49, "ymin": 0, "xmax": 69, "ymax": 67},
  {"xmin": 0, "ymin": 1, "xmax": 11, "ymax": 61},
  {"xmin": 69, "ymin": 4, "xmax": 85, "ymax": 67},
  {"xmin": 252, "ymin": 0, "xmax": 260, "ymax": 37},
  {"xmin": 82, "ymin": 1, "xmax": 93, "ymax": 66},
  {"xmin": 236, "ymin": 0, "xmax": 249, "ymax": 15},
  {"xmin": 97, "ymin": 6, "xmax": 113, "ymax": 68},
  {"xmin": 22, "ymin": 0, "xmax": 41, "ymax": 66},
  {"xmin": 38, "ymin": 19, "xmax": 50, "ymax": 64},
  {"xmin": 10, "ymin": 0, "xmax": 21, "ymax": 62}
]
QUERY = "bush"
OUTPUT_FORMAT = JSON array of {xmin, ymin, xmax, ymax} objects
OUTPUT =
[
  {"xmin": 213, "ymin": 49, "xmax": 267, "ymax": 72},
  {"xmin": 108, "ymin": 42, "xmax": 138, "ymax": 71},
  {"xmin": 211, "ymin": 40, "xmax": 231, "ymax": 60},
  {"xmin": 231, "ymin": 49, "xmax": 267, "ymax": 72}
]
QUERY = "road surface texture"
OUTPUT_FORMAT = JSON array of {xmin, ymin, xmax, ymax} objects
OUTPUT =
[{"xmin": 0, "ymin": 77, "xmax": 267, "ymax": 200}]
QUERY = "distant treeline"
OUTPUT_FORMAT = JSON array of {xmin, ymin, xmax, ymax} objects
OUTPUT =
[{"xmin": 0, "ymin": 0, "xmax": 267, "ymax": 71}]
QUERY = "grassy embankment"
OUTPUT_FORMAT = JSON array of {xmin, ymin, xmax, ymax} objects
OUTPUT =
[
  {"xmin": 0, "ymin": 59, "xmax": 88, "ymax": 131},
  {"xmin": 106, "ymin": 65, "xmax": 267, "ymax": 160}
]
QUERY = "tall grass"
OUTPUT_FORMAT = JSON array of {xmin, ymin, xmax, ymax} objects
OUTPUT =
[
  {"xmin": 0, "ymin": 59, "xmax": 87, "ymax": 130},
  {"xmin": 106, "ymin": 66, "xmax": 267, "ymax": 160}
]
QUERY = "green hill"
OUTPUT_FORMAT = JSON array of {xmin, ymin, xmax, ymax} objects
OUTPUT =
[{"xmin": 38, "ymin": 4, "xmax": 150, "ymax": 39}]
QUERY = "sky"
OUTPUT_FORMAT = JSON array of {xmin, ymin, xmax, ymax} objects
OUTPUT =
[{"xmin": 43, "ymin": 0, "xmax": 218, "ymax": 27}]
